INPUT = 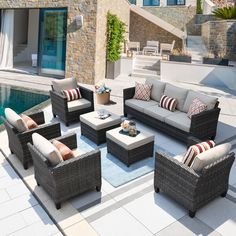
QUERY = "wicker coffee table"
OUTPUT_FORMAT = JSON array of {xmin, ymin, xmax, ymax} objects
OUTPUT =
[
  {"xmin": 80, "ymin": 110, "xmax": 121, "ymax": 145},
  {"xmin": 106, "ymin": 127, "xmax": 154, "ymax": 167}
]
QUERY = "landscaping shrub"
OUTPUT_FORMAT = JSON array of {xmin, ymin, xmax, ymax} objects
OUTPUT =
[
  {"xmin": 213, "ymin": 6, "xmax": 236, "ymax": 19},
  {"xmin": 106, "ymin": 12, "xmax": 126, "ymax": 62},
  {"xmin": 196, "ymin": 0, "xmax": 203, "ymax": 14}
]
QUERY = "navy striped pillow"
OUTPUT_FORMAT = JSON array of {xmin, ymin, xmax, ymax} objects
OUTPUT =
[{"xmin": 160, "ymin": 95, "xmax": 177, "ymax": 112}]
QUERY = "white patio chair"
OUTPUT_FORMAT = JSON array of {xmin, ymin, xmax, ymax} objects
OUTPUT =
[{"xmin": 143, "ymin": 41, "xmax": 159, "ymax": 56}]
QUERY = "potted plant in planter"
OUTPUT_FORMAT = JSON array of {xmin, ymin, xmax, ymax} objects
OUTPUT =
[
  {"xmin": 95, "ymin": 82, "xmax": 111, "ymax": 105},
  {"xmin": 106, "ymin": 12, "xmax": 126, "ymax": 79},
  {"xmin": 169, "ymin": 49, "xmax": 192, "ymax": 63},
  {"xmin": 203, "ymin": 52, "xmax": 229, "ymax": 66}
]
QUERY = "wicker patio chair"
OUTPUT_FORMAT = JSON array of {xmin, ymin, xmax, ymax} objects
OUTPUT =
[
  {"xmin": 1, "ymin": 111, "xmax": 61, "ymax": 169},
  {"xmin": 50, "ymin": 78, "xmax": 94, "ymax": 126},
  {"xmin": 154, "ymin": 145, "xmax": 235, "ymax": 218},
  {"xmin": 28, "ymin": 133, "xmax": 102, "ymax": 209}
]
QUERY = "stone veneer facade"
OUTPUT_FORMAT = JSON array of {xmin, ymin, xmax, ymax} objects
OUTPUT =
[
  {"xmin": 0, "ymin": 0, "xmax": 130, "ymax": 84},
  {"xmin": 202, "ymin": 20, "xmax": 236, "ymax": 60},
  {"xmin": 129, "ymin": 11, "xmax": 182, "ymax": 50}
]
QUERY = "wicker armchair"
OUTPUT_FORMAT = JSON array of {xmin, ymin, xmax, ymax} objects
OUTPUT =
[
  {"xmin": 1, "ymin": 111, "xmax": 61, "ymax": 170},
  {"xmin": 154, "ymin": 149, "xmax": 235, "ymax": 217},
  {"xmin": 28, "ymin": 133, "xmax": 101, "ymax": 209},
  {"xmin": 50, "ymin": 79, "xmax": 94, "ymax": 126}
]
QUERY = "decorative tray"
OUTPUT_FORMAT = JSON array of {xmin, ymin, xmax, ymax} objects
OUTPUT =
[{"xmin": 119, "ymin": 129, "xmax": 140, "ymax": 137}]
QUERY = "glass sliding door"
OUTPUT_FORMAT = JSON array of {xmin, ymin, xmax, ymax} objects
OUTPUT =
[
  {"xmin": 143, "ymin": 0, "xmax": 160, "ymax": 6},
  {"xmin": 38, "ymin": 8, "xmax": 67, "ymax": 77}
]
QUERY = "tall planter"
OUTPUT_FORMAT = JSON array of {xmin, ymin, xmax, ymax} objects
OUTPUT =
[{"xmin": 106, "ymin": 60, "xmax": 121, "ymax": 80}]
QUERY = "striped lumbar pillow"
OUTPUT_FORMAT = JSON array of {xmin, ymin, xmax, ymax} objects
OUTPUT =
[
  {"xmin": 160, "ymin": 95, "xmax": 177, "ymax": 112},
  {"xmin": 62, "ymin": 87, "xmax": 82, "ymax": 101},
  {"xmin": 182, "ymin": 140, "xmax": 215, "ymax": 167}
]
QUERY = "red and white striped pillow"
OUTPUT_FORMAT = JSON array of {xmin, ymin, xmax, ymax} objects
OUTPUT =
[
  {"xmin": 133, "ymin": 82, "xmax": 152, "ymax": 101},
  {"xmin": 187, "ymin": 98, "xmax": 207, "ymax": 119},
  {"xmin": 62, "ymin": 87, "xmax": 82, "ymax": 101},
  {"xmin": 182, "ymin": 140, "xmax": 215, "ymax": 167},
  {"xmin": 160, "ymin": 95, "xmax": 177, "ymax": 112}
]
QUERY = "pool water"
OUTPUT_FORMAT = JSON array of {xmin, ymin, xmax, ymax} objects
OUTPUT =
[{"xmin": 0, "ymin": 84, "xmax": 49, "ymax": 124}]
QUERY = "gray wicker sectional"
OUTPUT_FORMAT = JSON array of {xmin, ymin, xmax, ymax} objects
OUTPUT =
[{"xmin": 124, "ymin": 79, "xmax": 220, "ymax": 143}]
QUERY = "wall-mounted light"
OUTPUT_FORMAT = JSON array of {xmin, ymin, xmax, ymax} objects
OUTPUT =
[{"xmin": 75, "ymin": 15, "xmax": 83, "ymax": 28}]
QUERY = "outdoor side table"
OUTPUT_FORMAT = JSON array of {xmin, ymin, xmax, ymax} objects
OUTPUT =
[
  {"xmin": 80, "ymin": 111, "xmax": 121, "ymax": 145},
  {"xmin": 106, "ymin": 127, "xmax": 154, "ymax": 167}
]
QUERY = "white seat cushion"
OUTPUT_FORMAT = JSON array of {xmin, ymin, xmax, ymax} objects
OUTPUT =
[
  {"xmin": 145, "ymin": 79, "xmax": 166, "ymax": 102},
  {"xmin": 80, "ymin": 111, "xmax": 121, "ymax": 130},
  {"xmin": 191, "ymin": 143, "xmax": 231, "ymax": 172},
  {"xmin": 164, "ymin": 84, "xmax": 188, "ymax": 111},
  {"xmin": 4, "ymin": 108, "xmax": 28, "ymax": 132},
  {"xmin": 165, "ymin": 112, "xmax": 191, "ymax": 132},
  {"xmin": 144, "ymin": 105, "xmax": 180, "ymax": 122},
  {"xmin": 183, "ymin": 90, "xmax": 218, "ymax": 113},
  {"xmin": 125, "ymin": 99, "xmax": 158, "ymax": 113},
  {"xmin": 67, "ymin": 98, "xmax": 91, "ymax": 112},
  {"xmin": 106, "ymin": 127, "xmax": 154, "ymax": 150},
  {"xmin": 32, "ymin": 133, "xmax": 63, "ymax": 166},
  {"xmin": 52, "ymin": 77, "xmax": 77, "ymax": 93}
]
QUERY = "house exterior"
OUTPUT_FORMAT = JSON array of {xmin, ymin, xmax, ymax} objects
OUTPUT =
[
  {"xmin": 0, "ymin": 0, "xmax": 130, "ymax": 84},
  {"xmin": 129, "ymin": 0, "xmax": 196, "ymax": 7}
]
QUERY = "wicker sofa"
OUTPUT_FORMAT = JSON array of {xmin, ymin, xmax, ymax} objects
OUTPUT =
[
  {"xmin": 154, "ymin": 138, "xmax": 235, "ymax": 217},
  {"xmin": 123, "ymin": 79, "xmax": 220, "ymax": 143},
  {"xmin": 1, "ymin": 111, "xmax": 61, "ymax": 169},
  {"xmin": 50, "ymin": 78, "xmax": 94, "ymax": 126},
  {"xmin": 28, "ymin": 133, "xmax": 101, "ymax": 209}
]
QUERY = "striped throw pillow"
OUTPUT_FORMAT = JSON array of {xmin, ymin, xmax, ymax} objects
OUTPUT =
[
  {"xmin": 62, "ymin": 87, "xmax": 82, "ymax": 101},
  {"xmin": 52, "ymin": 140, "xmax": 75, "ymax": 161},
  {"xmin": 21, "ymin": 114, "xmax": 38, "ymax": 130},
  {"xmin": 187, "ymin": 98, "xmax": 207, "ymax": 119},
  {"xmin": 182, "ymin": 140, "xmax": 215, "ymax": 167},
  {"xmin": 133, "ymin": 82, "xmax": 152, "ymax": 101},
  {"xmin": 160, "ymin": 95, "xmax": 177, "ymax": 112}
]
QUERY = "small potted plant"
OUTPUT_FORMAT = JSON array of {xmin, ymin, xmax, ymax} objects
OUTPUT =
[
  {"xmin": 95, "ymin": 82, "xmax": 111, "ymax": 105},
  {"xmin": 203, "ymin": 51, "xmax": 229, "ymax": 66},
  {"xmin": 169, "ymin": 49, "xmax": 192, "ymax": 63}
]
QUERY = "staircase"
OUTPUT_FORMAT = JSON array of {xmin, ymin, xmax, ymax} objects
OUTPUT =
[
  {"xmin": 14, "ymin": 44, "xmax": 29, "ymax": 63},
  {"xmin": 132, "ymin": 55, "xmax": 160, "ymax": 79},
  {"xmin": 187, "ymin": 36, "xmax": 207, "ymax": 64}
]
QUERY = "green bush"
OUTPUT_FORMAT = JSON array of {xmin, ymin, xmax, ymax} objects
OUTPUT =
[
  {"xmin": 196, "ymin": 0, "xmax": 202, "ymax": 14},
  {"xmin": 106, "ymin": 12, "xmax": 126, "ymax": 62},
  {"xmin": 213, "ymin": 6, "xmax": 236, "ymax": 19}
]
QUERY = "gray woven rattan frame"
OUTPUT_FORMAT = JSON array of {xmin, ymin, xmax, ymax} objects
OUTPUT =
[
  {"xmin": 1, "ymin": 111, "xmax": 61, "ymax": 170},
  {"xmin": 123, "ymin": 87, "xmax": 221, "ymax": 143},
  {"xmin": 107, "ymin": 137, "xmax": 154, "ymax": 167},
  {"xmin": 81, "ymin": 121, "xmax": 120, "ymax": 145},
  {"xmin": 154, "ymin": 151, "xmax": 235, "ymax": 217},
  {"xmin": 28, "ymin": 133, "xmax": 102, "ymax": 209},
  {"xmin": 50, "ymin": 85, "xmax": 94, "ymax": 126}
]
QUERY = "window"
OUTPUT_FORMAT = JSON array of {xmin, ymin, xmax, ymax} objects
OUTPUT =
[
  {"xmin": 129, "ymin": 0, "xmax": 137, "ymax": 4},
  {"xmin": 167, "ymin": 0, "xmax": 185, "ymax": 5},
  {"xmin": 143, "ymin": 0, "xmax": 160, "ymax": 6}
]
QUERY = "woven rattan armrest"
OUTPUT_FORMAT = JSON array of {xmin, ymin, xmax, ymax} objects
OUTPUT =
[
  {"xmin": 155, "ymin": 152, "xmax": 200, "ymax": 182},
  {"xmin": 28, "ymin": 111, "xmax": 45, "ymax": 125},
  {"xmin": 50, "ymin": 132, "xmax": 77, "ymax": 150},
  {"xmin": 123, "ymin": 87, "xmax": 135, "ymax": 101},
  {"xmin": 79, "ymin": 86, "xmax": 94, "ymax": 102},
  {"xmin": 50, "ymin": 90, "xmax": 68, "ymax": 108}
]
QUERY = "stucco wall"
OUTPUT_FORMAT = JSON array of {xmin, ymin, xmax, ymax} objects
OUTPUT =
[
  {"xmin": 0, "ymin": 0, "xmax": 98, "ymax": 84},
  {"xmin": 95, "ymin": 0, "xmax": 130, "ymax": 82},
  {"xmin": 130, "ymin": 11, "xmax": 182, "ymax": 50},
  {"xmin": 202, "ymin": 20, "xmax": 236, "ymax": 60}
]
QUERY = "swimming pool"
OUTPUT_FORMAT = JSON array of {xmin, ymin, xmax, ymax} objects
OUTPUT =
[{"xmin": 0, "ymin": 84, "xmax": 50, "ymax": 124}]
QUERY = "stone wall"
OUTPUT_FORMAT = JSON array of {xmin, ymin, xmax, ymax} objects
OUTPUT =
[
  {"xmin": 129, "ymin": 11, "xmax": 182, "ymax": 50},
  {"xmin": 0, "ymin": 0, "xmax": 98, "ymax": 84},
  {"xmin": 143, "ymin": 6, "xmax": 199, "ymax": 35},
  {"xmin": 95, "ymin": 0, "xmax": 130, "ymax": 82},
  {"xmin": 202, "ymin": 20, "xmax": 236, "ymax": 60}
]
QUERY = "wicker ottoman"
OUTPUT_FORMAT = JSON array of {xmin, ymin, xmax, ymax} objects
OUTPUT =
[
  {"xmin": 106, "ymin": 127, "xmax": 154, "ymax": 167},
  {"xmin": 80, "ymin": 111, "xmax": 121, "ymax": 145}
]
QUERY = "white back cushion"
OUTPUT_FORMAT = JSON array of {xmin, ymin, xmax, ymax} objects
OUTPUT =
[
  {"xmin": 52, "ymin": 77, "xmax": 77, "ymax": 93},
  {"xmin": 32, "ymin": 133, "xmax": 63, "ymax": 166},
  {"xmin": 5, "ymin": 108, "xmax": 28, "ymax": 132},
  {"xmin": 191, "ymin": 143, "xmax": 231, "ymax": 172}
]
